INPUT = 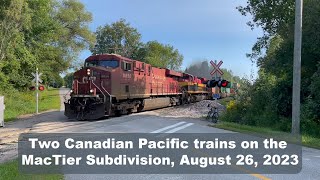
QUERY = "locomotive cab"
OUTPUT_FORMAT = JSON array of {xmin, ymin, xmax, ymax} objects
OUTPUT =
[
  {"xmin": 65, "ymin": 54, "xmax": 121, "ymax": 120},
  {"xmin": 85, "ymin": 59, "xmax": 119, "ymax": 69}
]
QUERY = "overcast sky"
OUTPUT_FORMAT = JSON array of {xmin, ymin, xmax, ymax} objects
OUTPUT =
[{"xmin": 79, "ymin": 0, "xmax": 262, "ymax": 78}]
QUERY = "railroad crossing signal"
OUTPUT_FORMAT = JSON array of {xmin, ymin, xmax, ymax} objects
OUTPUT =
[
  {"xmin": 31, "ymin": 68, "xmax": 42, "ymax": 114},
  {"xmin": 210, "ymin": 60, "xmax": 224, "ymax": 76}
]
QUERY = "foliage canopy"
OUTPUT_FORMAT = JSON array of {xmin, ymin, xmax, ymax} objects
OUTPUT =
[
  {"xmin": 0, "ymin": 0, "xmax": 95, "ymax": 90},
  {"xmin": 92, "ymin": 19, "xmax": 183, "ymax": 70},
  {"xmin": 224, "ymin": 0, "xmax": 320, "ymax": 137}
]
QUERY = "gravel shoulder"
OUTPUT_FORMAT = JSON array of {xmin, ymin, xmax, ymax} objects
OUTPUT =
[
  {"xmin": 0, "ymin": 88, "xmax": 70, "ymax": 163},
  {"xmin": 155, "ymin": 100, "xmax": 225, "ymax": 118}
]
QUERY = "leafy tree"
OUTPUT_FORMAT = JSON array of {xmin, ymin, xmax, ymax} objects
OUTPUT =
[
  {"xmin": 91, "ymin": 19, "xmax": 142, "ymax": 58},
  {"xmin": 237, "ymin": 0, "xmax": 295, "ymax": 58},
  {"xmin": 225, "ymin": 0, "xmax": 320, "ymax": 137},
  {"xmin": 0, "ymin": 0, "xmax": 28, "ymax": 62},
  {"xmin": 0, "ymin": 0, "xmax": 94, "ymax": 90},
  {"xmin": 91, "ymin": 19, "xmax": 183, "ymax": 70},
  {"xmin": 63, "ymin": 73, "xmax": 74, "ymax": 88},
  {"xmin": 142, "ymin": 41, "xmax": 183, "ymax": 70}
]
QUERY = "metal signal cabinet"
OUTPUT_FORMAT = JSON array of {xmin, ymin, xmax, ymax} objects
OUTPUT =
[{"xmin": 0, "ymin": 96, "xmax": 4, "ymax": 127}]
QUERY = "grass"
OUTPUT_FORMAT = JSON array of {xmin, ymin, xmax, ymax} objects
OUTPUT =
[
  {"xmin": 213, "ymin": 121, "xmax": 320, "ymax": 149},
  {"xmin": 0, "ymin": 89, "xmax": 62, "ymax": 179},
  {"xmin": 3, "ymin": 88, "xmax": 61, "ymax": 122},
  {"xmin": 0, "ymin": 160, "xmax": 63, "ymax": 180}
]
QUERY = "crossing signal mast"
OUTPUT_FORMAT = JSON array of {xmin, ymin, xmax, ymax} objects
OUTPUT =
[
  {"xmin": 207, "ymin": 60, "xmax": 229, "ymax": 88},
  {"xmin": 31, "ymin": 68, "xmax": 44, "ymax": 114}
]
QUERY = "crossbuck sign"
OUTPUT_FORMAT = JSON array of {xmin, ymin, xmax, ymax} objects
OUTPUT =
[
  {"xmin": 210, "ymin": 60, "xmax": 224, "ymax": 76},
  {"xmin": 32, "ymin": 72, "xmax": 42, "ymax": 83}
]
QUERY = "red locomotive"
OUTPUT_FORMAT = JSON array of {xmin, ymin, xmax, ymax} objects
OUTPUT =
[{"xmin": 64, "ymin": 54, "xmax": 212, "ymax": 120}]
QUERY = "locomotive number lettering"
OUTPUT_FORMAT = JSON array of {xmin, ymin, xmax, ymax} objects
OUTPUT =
[
  {"xmin": 122, "ymin": 73, "xmax": 132, "ymax": 79},
  {"xmin": 153, "ymin": 75, "xmax": 165, "ymax": 80}
]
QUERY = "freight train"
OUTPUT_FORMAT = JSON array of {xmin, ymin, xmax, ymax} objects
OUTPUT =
[{"xmin": 64, "ymin": 54, "xmax": 218, "ymax": 120}]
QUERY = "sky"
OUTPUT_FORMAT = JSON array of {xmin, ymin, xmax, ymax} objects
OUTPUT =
[{"xmin": 79, "ymin": 0, "xmax": 263, "ymax": 78}]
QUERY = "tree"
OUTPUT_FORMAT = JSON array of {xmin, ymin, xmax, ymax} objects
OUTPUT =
[
  {"xmin": 237, "ymin": 0, "xmax": 295, "ymax": 58},
  {"xmin": 91, "ymin": 19, "xmax": 142, "ymax": 58},
  {"xmin": 0, "ymin": 0, "xmax": 28, "ymax": 62},
  {"xmin": 54, "ymin": 0, "xmax": 95, "ymax": 67},
  {"xmin": 91, "ymin": 19, "xmax": 184, "ymax": 70},
  {"xmin": 142, "ymin": 41, "xmax": 183, "ymax": 70},
  {"xmin": 63, "ymin": 73, "xmax": 74, "ymax": 88},
  {"xmin": 226, "ymin": 0, "xmax": 320, "ymax": 137},
  {"xmin": 0, "ymin": 0, "xmax": 95, "ymax": 90}
]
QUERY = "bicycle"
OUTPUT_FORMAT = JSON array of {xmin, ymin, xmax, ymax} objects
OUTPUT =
[{"xmin": 206, "ymin": 105, "xmax": 219, "ymax": 123}]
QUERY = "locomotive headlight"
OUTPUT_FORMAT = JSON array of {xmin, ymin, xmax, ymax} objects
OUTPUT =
[
  {"xmin": 87, "ymin": 68, "xmax": 91, "ymax": 75},
  {"xmin": 90, "ymin": 89, "xmax": 94, "ymax": 93},
  {"xmin": 70, "ymin": 90, "xmax": 73, "ymax": 93}
]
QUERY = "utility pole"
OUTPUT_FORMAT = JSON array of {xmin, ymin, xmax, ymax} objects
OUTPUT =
[{"xmin": 292, "ymin": 0, "xmax": 303, "ymax": 135}]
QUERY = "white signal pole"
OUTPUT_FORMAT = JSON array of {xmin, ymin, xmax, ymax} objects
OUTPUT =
[
  {"xmin": 214, "ymin": 60, "xmax": 218, "ymax": 80},
  {"xmin": 292, "ymin": 0, "xmax": 303, "ymax": 135},
  {"xmin": 32, "ymin": 68, "xmax": 42, "ymax": 114},
  {"xmin": 214, "ymin": 60, "xmax": 218, "ymax": 105},
  {"xmin": 36, "ymin": 67, "xmax": 39, "ymax": 114}
]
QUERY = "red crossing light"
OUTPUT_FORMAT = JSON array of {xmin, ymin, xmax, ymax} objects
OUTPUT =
[
  {"xmin": 206, "ymin": 79, "xmax": 230, "ymax": 88},
  {"xmin": 39, "ymin": 85, "xmax": 45, "ymax": 91},
  {"xmin": 220, "ymin": 80, "xmax": 229, "ymax": 88},
  {"xmin": 29, "ymin": 86, "xmax": 36, "ymax": 91},
  {"xmin": 206, "ymin": 80, "xmax": 218, "ymax": 88}
]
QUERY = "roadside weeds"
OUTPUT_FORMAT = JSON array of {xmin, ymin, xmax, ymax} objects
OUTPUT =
[{"xmin": 212, "ymin": 121, "xmax": 320, "ymax": 149}]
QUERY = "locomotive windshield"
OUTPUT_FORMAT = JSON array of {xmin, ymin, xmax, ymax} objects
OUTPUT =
[{"xmin": 85, "ymin": 60, "xmax": 119, "ymax": 68}]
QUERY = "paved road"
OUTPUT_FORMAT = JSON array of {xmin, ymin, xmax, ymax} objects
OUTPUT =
[
  {"xmin": 52, "ymin": 112, "xmax": 317, "ymax": 180},
  {"xmin": 47, "ymin": 90, "xmax": 319, "ymax": 180},
  {"xmin": 1, "ymin": 88, "xmax": 319, "ymax": 179}
]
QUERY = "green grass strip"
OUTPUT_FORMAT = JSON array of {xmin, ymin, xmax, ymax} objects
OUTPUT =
[
  {"xmin": 213, "ymin": 122, "xmax": 320, "ymax": 149},
  {"xmin": 3, "ymin": 88, "xmax": 61, "ymax": 122},
  {"xmin": 0, "ymin": 159, "xmax": 63, "ymax": 180}
]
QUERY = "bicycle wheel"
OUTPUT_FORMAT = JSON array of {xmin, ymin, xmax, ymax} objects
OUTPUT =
[
  {"xmin": 206, "ymin": 111, "xmax": 213, "ymax": 120},
  {"xmin": 211, "ymin": 112, "xmax": 218, "ymax": 123}
]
